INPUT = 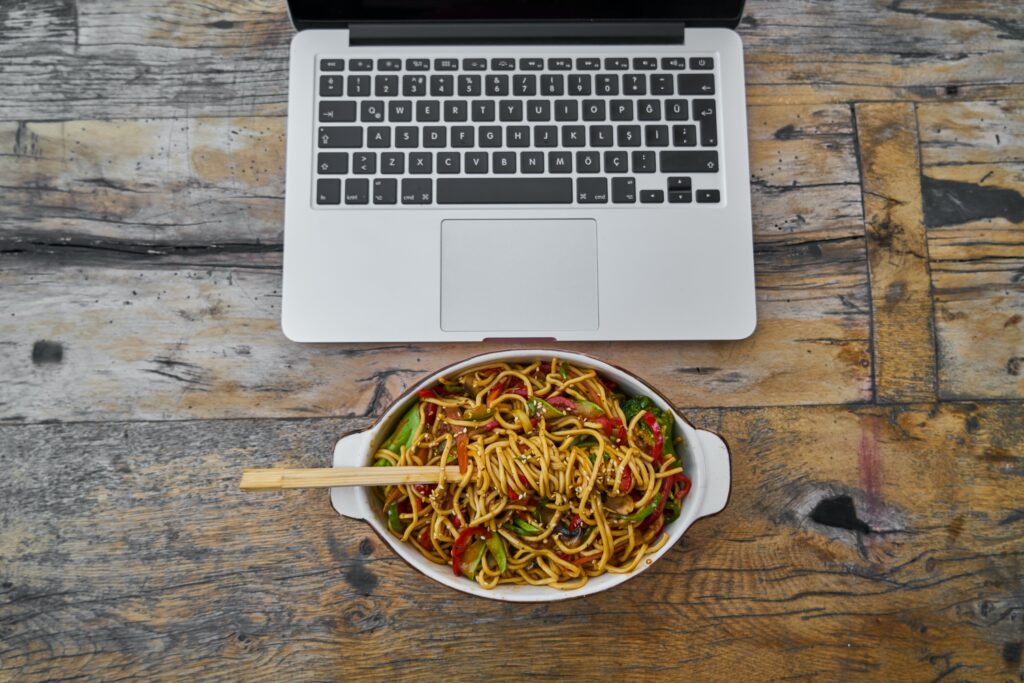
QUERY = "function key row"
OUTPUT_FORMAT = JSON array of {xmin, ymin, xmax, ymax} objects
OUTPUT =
[{"xmin": 320, "ymin": 57, "xmax": 715, "ymax": 72}]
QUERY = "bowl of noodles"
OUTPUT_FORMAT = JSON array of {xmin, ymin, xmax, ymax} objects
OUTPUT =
[{"xmin": 329, "ymin": 349, "xmax": 730, "ymax": 601}]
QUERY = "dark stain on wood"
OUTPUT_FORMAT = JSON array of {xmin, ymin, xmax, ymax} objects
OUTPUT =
[
  {"xmin": 1004, "ymin": 314, "xmax": 1022, "ymax": 328},
  {"xmin": 30, "ymin": 340, "xmax": 63, "ymax": 364},
  {"xmin": 774, "ymin": 124, "xmax": 797, "ymax": 140},
  {"xmin": 344, "ymin": 561, "xmax": 380, "ymax": 596},
  {"xmin": 922, "ymin": 176, "xmax": 1024, "ymax": 227},
  {"xmin": 1003, "ymin": 641, "xmax": 1022, "ymax": 666},
  {"xmin": 1007, "ymin": 357, "xmax": 1023, "ymax": 376},
  {"xmin": 965, "ymin": 415, "xmax": 981, "ymax": 434},
  {"xmin": 810, "ymin": 495, "xmax": 872, "ymax": 535}
]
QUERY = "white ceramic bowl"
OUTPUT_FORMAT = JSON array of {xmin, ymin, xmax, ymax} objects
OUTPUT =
[{"xmin": 330, "ymin": 349, "xmax": 731, "ymax": 602}]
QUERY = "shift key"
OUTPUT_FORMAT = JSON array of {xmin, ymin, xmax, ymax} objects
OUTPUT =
[{"xmin": 659, "ymin": 151, "xmax": 719, "ymax": 173}]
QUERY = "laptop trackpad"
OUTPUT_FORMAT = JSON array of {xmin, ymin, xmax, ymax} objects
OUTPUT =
[{"xmin": 440, "ymin": 219, "xmax": 599, "ymax": 332}]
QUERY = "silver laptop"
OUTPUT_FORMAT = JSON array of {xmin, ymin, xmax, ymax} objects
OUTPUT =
[{"xmin": 282, "ymin": 0, "xmax": 755, "ymax": 342}]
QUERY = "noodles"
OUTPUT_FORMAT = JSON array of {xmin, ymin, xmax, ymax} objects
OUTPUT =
[{"xmin": 373, "ymin": 358, "xmax": 693, "ymax": 590}]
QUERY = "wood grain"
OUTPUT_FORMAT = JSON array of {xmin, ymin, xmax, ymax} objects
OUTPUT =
[
  {"xmin": 1, "ymin": 404, "xmax": 1021, "ymax": 681},
  {"xmin": 855, "ymin": 102, "xmax": 937, "ymax": 403}
]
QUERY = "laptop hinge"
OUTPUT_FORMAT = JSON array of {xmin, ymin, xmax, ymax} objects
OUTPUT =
[{"xmin": 349, "ymin": 22, "xmax": 685, "ymax": 45}]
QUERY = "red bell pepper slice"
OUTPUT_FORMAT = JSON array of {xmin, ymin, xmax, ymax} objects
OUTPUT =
[
  {"xmin": 641, "ymin": 412, "xmax": 664, "ymax": 464},
  {"xmin": 674, "ymin": 473, "xmax": 692, "ymax": 500},
  {"xmin": 418, "ymin": 527, "xmax": 432, "ymax": 549},
  {"xmin": 639, "ymin": 479, "xmax": 671, "ymax": 530},
  {"xmin": 487, "ymin": 377, "xmax": 509, "ymax": 404},
  {"xmin": 546, "ymin": 396, "xmax": 576, "ymax": 412},
  {"xmin": 595, "ymin": 416, "xmax": 627, "ymax": 444},
  {"xmin": 620, "ymin": 465, "xmax": 633, "ymax": 492},
  {"xmin": 417, "ymin": 389, "xmax": 439, "ymax": 430},
  {"xmin": 451, "ymin": 526, "xmax": 490, "ymax": 577}
]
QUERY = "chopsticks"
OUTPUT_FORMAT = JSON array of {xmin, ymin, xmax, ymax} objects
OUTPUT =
[{"xmin": 239, "ymin": 466, "xmax": 463, "ymax": 491}]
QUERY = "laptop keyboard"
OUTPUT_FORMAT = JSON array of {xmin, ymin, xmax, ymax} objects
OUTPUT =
[{"xmin": 313, "ymin": 56, "xmax": 721, "ymax": 206}]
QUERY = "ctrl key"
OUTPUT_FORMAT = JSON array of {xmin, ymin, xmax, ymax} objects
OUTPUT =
[
  {"xmin": 344, "ymin": 178, "xmax": 368, "ymax": 205},
  {"xmin": 317, "ymin": 178, "xmax": 341, "ymax": 205}
]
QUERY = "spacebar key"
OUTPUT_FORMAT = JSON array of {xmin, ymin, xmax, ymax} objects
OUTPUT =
[{"xmin": 437, "ymin": 178, "xmax": 573, "ymax": 204}]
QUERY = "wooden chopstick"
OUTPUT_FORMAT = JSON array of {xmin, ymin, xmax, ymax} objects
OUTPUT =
[{"xmin": 239, "ymin": 466, "xmax": 463, "ymax": 491}]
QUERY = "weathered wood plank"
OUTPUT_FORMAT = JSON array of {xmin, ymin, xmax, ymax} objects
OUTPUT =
[
  {"xmin": 1, "ymin": 403, "xmax": 1021, "ymax": 680},
  {"xmin": 0, "ymin": 0, "xmax": 1022, "ymax": 120},
  {"xmin": 854, "ymin": 102, "xmax": 937, "ymax": 402},
  {"xmin": 917, "ymin": 100, "xmax": 1024, "ymax": 400}
]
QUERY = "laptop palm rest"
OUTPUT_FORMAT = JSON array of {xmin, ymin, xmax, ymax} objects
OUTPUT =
[{"xmin": 440, "ymin": 219, "xmax": 599, "ymax": 333}]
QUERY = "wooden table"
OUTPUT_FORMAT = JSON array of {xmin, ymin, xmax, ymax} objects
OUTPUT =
[{"xmin": 1, "ymin": 1, "xmax": 1022, "ymax": 680}]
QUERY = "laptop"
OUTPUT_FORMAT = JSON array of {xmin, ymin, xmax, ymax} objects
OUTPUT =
[{"xmin": 281, "ymin": 0, "xmax": 755, "ymax": 342}]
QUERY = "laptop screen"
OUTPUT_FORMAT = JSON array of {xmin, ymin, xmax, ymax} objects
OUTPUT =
[{"xmin": 289, "ymin": 0, "xmax": 745, "ymax": 27}]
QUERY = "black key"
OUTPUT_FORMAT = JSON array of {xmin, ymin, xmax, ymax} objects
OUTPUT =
[
  {"xmin": 493, "ymin": 152, "xmax": 516, "ymax": 173},
  {"xmin": 632, "ymin": 150, "xmax": 656, "ymax": 173},
  {"xmin": 437, "ymin": 152, "xmax": 461, "ymax": 174},
  {"xmin": 577, "ymin": 177, "xmax": 609, "ymax": 203},
  {"xmin": 317, "ymin": 178, "xmax": 341, "ymax": 204},
  {"xmin": 582, "ymin": 99, "xmax": 605, "ymax": 121},
  {"xmin": 361, "ymin": 100, "xmax": 385, "ymax": 122},
  {"xmin": 485, "ymin": 74, "xmax": 509, "ymax": 96},
  {"xmin": 520, "ymin": 151, "xmax": 544, "ymax": 173},
  {"xmin": 604, "ymin": 57, "xmax": 628, "ymax": 70},
  {"xmin": 395, "ymin": 126, "xmax": 418, "ymax": 148},
  {"xmin": 375, "ymin": 75, "xmax": 398, "ymax": 96},
  {"xmin": 666, "ymin": 99, "xmax": 689, "ymax": 120},
  {"xmin": 633, "ymin": 57, "xmax": 657, "ymax": 70},
  {"xmin": 344, "ymin": 178, "xmax": 368, "ymax": 204},
  {"xmin": 459, "ymin": 75, "xmax": 481, "ymax": 96},
  {"xmin": 534, "ymin": 126, "xmax": 558, "ymax": 147},
  {"xmin": 472, "ymin": 100, "xmax": 495, "ymax": 122},
  {"xmin": 423, "ymin": 127, "xmax": 446, "ymax": 147},
  {"xmin": 513, "ymin": 74, "xmax": 537, "ymax": 96},
  {"xmin": 347, "ymin": 75, "xmax": 370, "ymax": 97},
  {"xmin": 402, "ymin": 75, "xmax": 426, "ymax": 96},
  {"xmin": 661, "ymin": 57, "xmax": 686, "ymax": 70},
  {"xmin": 430, "ymin": 75, "xmax": 454, "ymax": 97},
  {"xmin": 660, "ymin": 150, "xmax": 719, "ymax": 172},
  {"xmin": 491, "ymin": 57, "xmax": 515, "ymax": 71},
  {"xmin": 367, "ymin": 126, "xmax": 390, "ymax": 147},
  {"xmin": 612, "ymin": 177, "xmax": 637, "ymax": 202},
  {"xmin": 527, "ymin": 100, "xmax": 550, "ymax": 121},
  {"xmin": 320, "ymin": 75, "xmax": 343, "ymax": 96},
  {"xmin": 690, "ymin": 56, "xmax": 714, "ymax": 70},
  {"xmin": 389, "ymin": 100, "xmax": 413, "ymax": 122},
  {"xmin": 645, "ymin": 125, "xmax": 669, "ymax": 147},
  {"xmin": 465, "ymin": 152, "xmax": 489, "ymax": 173},
  {"xmin": 507, "ymin": 126, "xmax": 530, "ymax": 147},
  {"xmin": 377, "ymin": 58, "xmax": 401, "ymax": 71},
  {"xmin": 651, "ymin": 74, "xmax": 674, "ymax": 95},
  {"xmin": 641, "ymin": 189, "xmax": 664, "ymax": 203},
  {"xmin": 319, "ymin": 126, "xmax": 362, "ymax": 148},
  {"xmin": 555, "ymin": 100, "xmax": 579, "ymax": 121},
  {"xmin": 576, "ymin": 151, "xmax": 601, "ymax": 173},
  {"xmin": 548, "ymin": 57, "xmax": 572, "ymax": 70},
  {"xmin": 444, "ymin": 100, "xmax": 468, "ymax": 122},
  {"xmin": 637, "ymin": 99, "xmax": 661, "ymax": 121},
  {"xmin": 694, "ymin": 98, "xmax": 718, "ymax": 146},
  {"xmin": 590, "ymin": 125, "xmax": 614, "ymax": 147},
  {"xmin": 678, "ymin": 74, "xmax": 715, "ymax": 95},
  {"xmin": 562, "ymin": 126, "xmax": 585, "ymax": 147},
  {"xmin": 374, "ymin": 178, "xmax": 397, "ymax": 204},
  {"xmin": 610, "ymin": 100, "xmax": 633, "ymax": 121},
  {"xmin": 541, "ymin": 74, "xmax": 564, "ymax": 96},
  {"xmin": 409, "ymin": 152, "xmax": 432, "ymax": 174},
  {"xmin": 604, "ymin": 151, "xmax": 628, "ymax": 173},
  {"xmin": 463, "ymin": 58, "xmax": 486, "ymax": 70},
  {"xmin": 451, "ymin": 126, "xmax": 474, "ymax": 148},
  {"xmin": 697, "ymin": 189, "xmax": 721, "ymax": 203},
  {"xmin": 668, "ymin": 177, "xmax": 692, "ymax": 191},
  {"xmin": 350, "ymin": 59, "xmax": 373, "ymax": 71},
  {"xmin": 317, "ymin": 152, "xmax": 349, "ymax": 174},
  {"xmin": 401, "ymin": 178, "xmax": 433, "ymax": 204},
  {"xmin": 479, "ymin": 126, "xmax": 502, "ymax": 147},
  {"xmin": 438, "ymin": 178, "xmax": 572, "ymax": 204},
  {"xmin": 577, "ymin": 57, "xmax": 601, "ymax": 70},
  {"xmin": 623, "ymin": 73, "xmax": 646, "ymax": 95},
  {"xmin": 569, "ymin": 74, "xmax": 592, "ymax": 96},
  {"xmin": 617, "ymin": 125, "xmax": 641, "ymax": 147},
  {"xmin": 548, "ymin": 151, "xmax": 573, "ymax": 173},
  {"xmin": 320, "ymin": 58, "xmax": 344, "ymax": 71},
  {"xmin": 416, "ymin": 100, "xmax": 440, "ymax": 122},
  {"xmin": 353, "ymin": 152, "xmax": 376, "ymax": 174},
  {"xmin": 406, "ymin": 58, "xmax": 430, "ymax": 71},
  {"xmin": 596, "ymin": 74, "xmax": 619, "ymax": 95},
  {"xmin": 672, "ymin": 124, "xmax": 697, "ymax": 147},
  {"xmin": 499, "ymin": 100, "xmax": 523, "ymax": 122},
  {"xmin": 381, "ymin": 152, "xmax": 405, "ymax": 174},
  {"xmin": 319, "ymin": 101, "xmax": 356, "ymax": 122},
  {"xmin": 669, "ymin": 189, "xmax": 692, "ymax": 203},
  {"xmin": 520, "ymin": 58, "xmax": 544, "ymax": 70},
  {"xmin": 434, "ymin": 58, "xmax": 459, "ymax": 71}
]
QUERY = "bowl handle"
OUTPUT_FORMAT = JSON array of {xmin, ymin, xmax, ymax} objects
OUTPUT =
[
  {"xmin": 695, "ymin": 429, "xmax": 731, "ymax": 518},
  {"xmin": 330, "ymin": 430, "xmax": 371, "ymax": 520}
]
